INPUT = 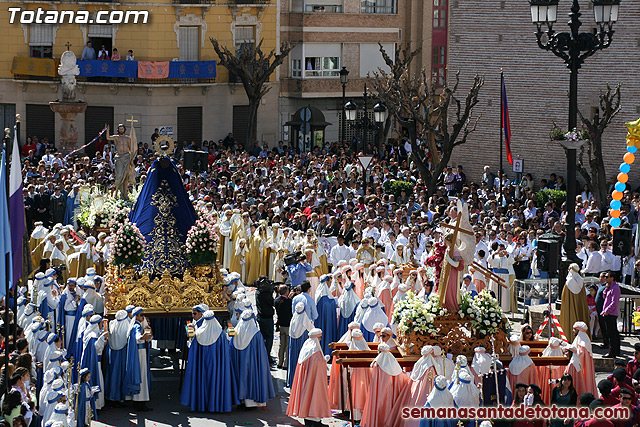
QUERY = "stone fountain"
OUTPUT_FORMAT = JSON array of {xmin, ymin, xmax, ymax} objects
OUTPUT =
[{"xmin": 49, "ymin": 49, "xmax": 87, "ymax": 153}]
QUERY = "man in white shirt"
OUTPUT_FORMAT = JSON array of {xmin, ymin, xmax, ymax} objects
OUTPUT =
[
  {"xmin": 42, "ymin": 149, "xmax": 55, "ymax": 167},
  {"xmin": 581, "ymin": 241, "xmax": 602, "ymax": 276},
  {"xmin": 581, "ymin": 212, "xmax": 600, "ymax": 231},
  {"xmin": 523, "ymin": 200, "xmax": 537, "ymax": 221},
  {"xmin": 363, "ymin": 220, "xmax": 380, "ymax": 242},
  {"xmin": 475, "ymin": 232, "xmax": 490, "ymax": 258},
  {"xmin": 599, "ymin": 240, "xmax": 614, "ymax": 273},
  {"xmin": 329, "ymin": 235, "xmax": 351, "ymax": 267},
  {"xmin": 395, "ymin": 226, "xmax": 410, "ymax": 248}
]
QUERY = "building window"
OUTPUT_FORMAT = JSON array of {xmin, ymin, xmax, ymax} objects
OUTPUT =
[
  {"xmin": 235, "ymin": 25, "xmax": 256, "ymax": 55},
  {"xmin": 431, "ymin": 46, "xmax": 446, "ymax": 87},
  {"xmin": 291, "ymin": 59, "xmax": 302, "ymax": 78},
  {"xmin": 29, "ymin": 24, "xmax": 54, "ymax": 58},
  {"xmin": 433, "ymin": 0, "xmax": 448, "ymax": 27},
  {"xmin": 179, "ymin": 26, "xmax": 199, "ymax": 61},
  {"xmin": 304, "ymin": 57, "xmax": 340, "ymax": 77},
  {"xmin": 88, "ymin": 23, "xmax": 113, "ymax": 59},
  {"xmin": 361, "ymin": 0, "xmax": 395, "ymax": 14}
]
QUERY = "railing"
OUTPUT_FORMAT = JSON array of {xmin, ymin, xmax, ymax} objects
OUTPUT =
[
  {"xmin": 14, "ymin": 75, "xmax": 217, "ymax": 84},
  {"xmin": 172, "ymin": 0, "xmax": 216, "ymax": 3},
  {"xmin": 227, "ymin": 0, "xmax": 271, "ymax": 4},
  {"xmin": 305, "ymin": 4, "xmax": 343, "ymax": 12}
]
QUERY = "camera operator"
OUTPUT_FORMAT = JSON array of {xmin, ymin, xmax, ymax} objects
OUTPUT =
[
  {"xmin": 286, "ymin": 253, "xmax": 313, "ymax": 289},
  {"xmin": 255, "ymin": 276, "xmax": 276, "ymax": 367},
  {"xmin": 274, "ymin": 284, "xmax": 293, "ymax": 370}
]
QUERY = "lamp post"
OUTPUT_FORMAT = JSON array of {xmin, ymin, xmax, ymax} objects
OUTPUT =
[
  {"xmin": 339, "ymin": 67, "xmax": 349, "ymax": 144},
  {"xmin": 530, "ymin": 0, "xmax": 619, "ymax": 262}
]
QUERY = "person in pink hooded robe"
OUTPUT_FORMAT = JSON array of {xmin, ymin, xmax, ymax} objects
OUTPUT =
[{"xmin": 564, "ymin": 321, "xmax": 597, "ymax": 397}]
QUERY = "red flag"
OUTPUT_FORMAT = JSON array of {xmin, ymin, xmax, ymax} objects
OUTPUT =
[{"xmin": 501, "ymin": 73, "xmax": 513, "ymax": 165}]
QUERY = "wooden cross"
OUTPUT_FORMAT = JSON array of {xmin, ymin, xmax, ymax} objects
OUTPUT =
[
  {"xmin": 65, "ymin": 42, "xmax": 72, "ymax": 51},
  {"xmin": 126, "ymin": 115, "xmax": 138, "ymax": 126},
  {"xmin": 438, "ymin": 212, "xmax": 474, "ymax": 305}
]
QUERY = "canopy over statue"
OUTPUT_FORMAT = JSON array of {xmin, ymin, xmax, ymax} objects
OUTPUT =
[{"xmin": 129, "ymin": 154, "xmax": 197, "ymax": 278}]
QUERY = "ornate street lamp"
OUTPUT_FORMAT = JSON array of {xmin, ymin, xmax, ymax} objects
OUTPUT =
[
  {"xmin": 339, "ymin": 67, "xmax": 349, "ymax": 144},
  {"xmin": 530, "ymin": 0, "xmax": 619, "ymax": 263},
  {"xmin": 373, "ymin": 102, "xmax": 388, "ymax": 124}
]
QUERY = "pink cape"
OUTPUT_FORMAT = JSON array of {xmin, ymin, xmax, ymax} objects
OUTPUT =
[
  {"xmin": 565, "ymin": 345, "xmax": 597, "ymax": 397},
  {"xmin": 328, "ymin": 357, "xmax": 348, "ymax": 410},
  {"xmin": 361, "ymin": 364, "xmax": 409, "ymax": 427},
  {"xmin": 507, "ymin": 363, "xmax": 539, "ymax": 391},
  {"xmin": 538, "ymin": 364, "xmax": 565, "ymax": 405},
  {"xmin": 387, "ymin": 366, "xmax": 436, "ymax": 427},
  {"xmin": 378, "ymin": 288, "xmax": 393, "ymax": 323},
  {"xmin": 351, "ymin": 366, "xmax": 372, "ymax": 415},
  {"xmin": 286, "ymin": 351, "xmax": 331, "ymax": 419},
  {"xmin": 355, "ymin": 277, "xmax": 365, "ymax": 299},
  {"xmin": 473, "ymin": 279, "xmax": 486, "ymax": 293}
]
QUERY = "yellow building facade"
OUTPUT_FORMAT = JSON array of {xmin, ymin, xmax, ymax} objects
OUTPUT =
[{"xmin": 0, "ymin": 0, "xmax": 280, "ymax": 148}]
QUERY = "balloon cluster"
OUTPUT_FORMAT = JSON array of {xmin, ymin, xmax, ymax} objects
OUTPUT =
[{"xmin": 610, "ymin": 118, "xmax": 640, "ymax": 229}]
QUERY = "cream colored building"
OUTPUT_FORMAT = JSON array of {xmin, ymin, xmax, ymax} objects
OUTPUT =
[
  {"xmin": 0, "ymin": 0, "xmax": 280, "ymax": 149},
  {"xmin": 279, "ymin": 1, "xmax": 437, "ymax": 148}
]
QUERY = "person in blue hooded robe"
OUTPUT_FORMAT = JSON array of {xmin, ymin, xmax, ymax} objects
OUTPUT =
[
  {"xmin": 336, "ymin": 271, "xmax": 361, "ymax": 339},
  {"xmin": 81, "ymin": 314, "xmax": 108, "ymax": 410},
  {"xmin": 70, "ymin": 304, "xmax": 95, "ymax": 382},
  {"xmin": 287, "ymin": 302, "xmax": 314, "ymax": 387},
  {"xmin": 419, "ymin": 375, "xmax": 458, "ymax": 427},
  {"xmin": 76, "ymin": 368, "xmax": 98, "ymax": 427},
  {"xmin": 229, "ymin": 310, "xmax": 275, "ymax": 407},
  {"xmin": 361, "ymin": 296, "xmax": 389, "ymax": 342},
  {"xmin": 123, "ymin": 307, "xmax": 152, "ymax": 411},
  {"xmin": 181, "ymin": 310, "xmax": 238, "ymax": 412},
  {"xmin": 57, "ymin": 277, "xmax": 79, "ymax": 349},
  {"xmin": 105, "ymin": 309, "xmax": 129, "ymax": 402},
  {"xmin": 314, "ymin": 274, "xmax": 338, "ymax": 356}
]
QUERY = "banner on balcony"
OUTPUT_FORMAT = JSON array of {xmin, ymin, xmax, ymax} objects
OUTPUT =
[
  {"xmin": 138, "ymin": 61, "xmax": 170, "ymax": 79},
  {"xmin": 76, "ymin": 60, "xmax": 137, "ymax": 78},
  {"xmin": 11, "ymin": 57, "xmax": 59, "ymax": 77},
  {"xmin": 168, "ymin": 61, "xmax": 216, "ymax": 79}
]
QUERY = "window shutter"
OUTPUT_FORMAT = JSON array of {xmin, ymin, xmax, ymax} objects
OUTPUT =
[
  {"xmin": 88, "ymin": 24, "xmax": 112, "ymax": 37},
  {"xmin": 177, "ymin": 107, "xmax": 202, "ymax": 143},
  {"xmin": 179, "ymin": 27, "xmax": 199, "ymax": 61},
  {"xmin": 26, "ymin": 104, "xmax": 55, "ymax": 143},
  {"xmin": 29, "ymin": 24, "xmax": 54, "ymax": 46}
]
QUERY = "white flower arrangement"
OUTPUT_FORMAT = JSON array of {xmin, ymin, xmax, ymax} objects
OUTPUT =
[
  {"xmin": 77, "ymin": 187, "xmax": 136, "ymax": 229},
  {"xmin": 392, "ymin": 292, "xmax": 446, "ymax": 336},
  {"xmin": 462, "ymin": 289, "xmax": 509, "ymax": 337}
]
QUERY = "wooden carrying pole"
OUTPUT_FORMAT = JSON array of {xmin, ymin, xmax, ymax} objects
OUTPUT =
[{"xmin": 471, "ymin": 261, "xmax": 508, "ymax": 289}]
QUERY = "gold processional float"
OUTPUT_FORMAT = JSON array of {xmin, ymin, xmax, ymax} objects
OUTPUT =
[{"xmin": 78, "ymin": 133, "xmax": 227, "ymax": 316}]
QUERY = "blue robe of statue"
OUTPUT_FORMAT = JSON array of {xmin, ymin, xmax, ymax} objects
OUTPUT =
[
  {"xmin": 229, "ymin": 332, "xmax": 275, "ymax": 405},
  {"xmin": 314, "ymin": 295, "xmax": 338, "ymax": 357},
  {"xmin": 129, "ymin": 157, "xmax": 197, "ymax": 278},
  {"xmin": 76, "ymin": 382, "xmax": 97, "ymax": 427},
  {"xmin": 106, "ymin": 343, "xmax": 127, "ymax": 401},
  {"xmin": 181, "ymin": 333, "xmax": 237, "ymax": 412},
  {"xmin": 286, "ymin": 331, "xmax": 308, "ymax": 388}
]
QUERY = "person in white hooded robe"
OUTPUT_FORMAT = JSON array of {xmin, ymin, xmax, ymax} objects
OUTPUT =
[
  {"xmin": 106, "ymin": 309, "xmax": 129, "ymax": 403},
  {"xmin": 419, "ymin": 375, "xmax": 457, "ymax": 427},
  {"xmin": 287, "ymin": 302, "xmax": 315, "ymax": 388},
  {"xmin": 432, "ymin": 346, "xmax": 455, "ymax": 381},
  {"xmin": 361, "ymin": 297, "xmax": 389, "ymax": 342},
  {"xmin": 81, "ymin": 314, "xmax": 108, "ymax": 409}
]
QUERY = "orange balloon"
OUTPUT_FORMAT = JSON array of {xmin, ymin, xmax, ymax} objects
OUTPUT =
[
  {"xmin": 611, "ymin": 210, "xmax": 621, "ymax": 218},
  {"xmin": 610, "ymin": 226, "xmax": 618, "ymax": 233},
  {"xmin": 635, "ymin": 141, "xmax": 640, "ymax": 149},
  {"xmin": 628, "ymin": 139, "xmax": 635, "ymax": 147},
  {"xmin": 624, "ymin": 152, "xmax": 636, "ymax": 164},
  {"xmin": 618, "ymin": 173, "xmax": 629, "ymax": 183},
  {"xmin": 612, "ymin": 190, "xmax": 623, "ymax": 200}
]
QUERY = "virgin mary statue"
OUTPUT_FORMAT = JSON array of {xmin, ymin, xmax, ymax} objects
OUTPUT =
[{"xmin": 129, "ymin": 154, "xmax": 197, "ymax": 278}]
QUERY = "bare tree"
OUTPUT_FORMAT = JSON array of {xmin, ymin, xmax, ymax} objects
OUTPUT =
[
  {"xmin": 211, "ymin": 38, "xmax": 294, "ymax": 149},
  {"xmin": 372, "ymin": 43, "xmax": 421, "ymax": 150},
  {"xmin": 576, "ymin": 83, "xmax": 622, "ymax": 211},
  {"xmin": 371, "ymin": 67, "xmax": 484, "ymax": 197}
]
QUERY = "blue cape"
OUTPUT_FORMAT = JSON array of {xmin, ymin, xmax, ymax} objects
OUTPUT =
[{"xmin": 76, "ymin": 381, "xmax": 97, "ymax": 426}]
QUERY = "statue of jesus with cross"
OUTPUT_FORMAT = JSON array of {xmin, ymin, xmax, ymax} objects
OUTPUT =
[
  {"xmin": 437, "ymin": 200, "xmax": 475, "ymax": 312},
  {"xmin": 106, "ymin": 116, "xmax": 138, "ymax": 199}
]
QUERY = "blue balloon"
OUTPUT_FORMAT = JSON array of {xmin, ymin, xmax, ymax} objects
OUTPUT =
[
  {"xmin": 610, "ymin": 217, "xmax": 621, "ymax": 228},
  {"xmin": 620, "ymin": 163, "xmax": 631, "ymax": 174},
  {"xmin": 628, "ymin": 145, "xmax": 638, "ymax": 154},
  {"xmin": 615, "ymin": 182, "xmax": 626, "ymax": 192},
  {"xmin": 611, "ymin": 200, "xmax": 622, "ymax": 210}
]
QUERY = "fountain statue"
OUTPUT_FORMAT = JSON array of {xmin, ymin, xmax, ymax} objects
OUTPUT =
[{"xmin": 50, "ymin": 47, "xmax": 87, "ymax": 153}]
